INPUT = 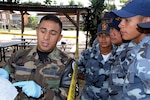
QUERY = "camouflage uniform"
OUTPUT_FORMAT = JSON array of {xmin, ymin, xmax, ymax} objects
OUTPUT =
[
  {"xmin": 108, "ymin": 41, "xmax": 135, "ymax": 100},
  {"xmin": 4, "ymin": 46, "xmax": 78, "ymax": 100},
  {"xmin": 123, "ymin": 36, "xmax": 150, "ymax": 100},
  {"xmin": 78, "ymin": 44, "xmax": 111, "ymax": 100}
]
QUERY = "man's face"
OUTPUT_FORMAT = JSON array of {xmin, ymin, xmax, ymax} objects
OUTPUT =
[
  {"xmin": 118, "ymin": 15, "xmax": 146, "ymax": 43},
  {"xmin": 97, "ymin": 33, "xmax": 112, "ymax": 48},
  {"xmin": 110, "ymin": 27, "xmax": 122, "ymax": 46},
  {"xmin": 36, "ymin": 20, "xmax": 62, "ymax": 52}
]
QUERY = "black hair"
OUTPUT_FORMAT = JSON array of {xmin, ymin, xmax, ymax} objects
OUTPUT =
[{"xmin": 39, "ymin": 15, "xmax": 62, "ymax": 32}]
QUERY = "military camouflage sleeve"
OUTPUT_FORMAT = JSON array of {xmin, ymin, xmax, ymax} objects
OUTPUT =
[
  {"xmin": 60, "ymin": 59, "xmax": 79, "ymax": 97},
  {"xmin": 4, "ymin": 49, "xmax": 30, "ymax": 81}
]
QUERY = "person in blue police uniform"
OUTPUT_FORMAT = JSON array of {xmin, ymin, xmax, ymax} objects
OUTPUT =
[
  {"xmin": 78, "ymin": 23, "xmax": 112, "ymax": 100},
  {"xmin": 108, "ymin": 17, "xmax": 135, "ymax": 100},
  {"xmin": 92, "ymin": 12, "xmax": 113, "ymax": 47},
  {"xmin": 108, "ymin": 17, "xmax": 125, "ymax": 100},
  {"xmin": 111, "ymin": 0, "xmax": 150, "ymax": 99}
]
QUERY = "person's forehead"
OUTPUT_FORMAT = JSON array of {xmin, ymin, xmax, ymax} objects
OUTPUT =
[
  {"xmin": 39, "ymin": 20, "xmax": 58, "ymax": 25},
  {"xmin": 121, "ymin": 15, "xmax": 143, "ymax": 21},
  {"xmin": 110, "ymin": 27, "xmax": 119, "ymax": 31},
  {"xmin": 38, "ymin": 20, "xmax": 60, "ymax": 29}
]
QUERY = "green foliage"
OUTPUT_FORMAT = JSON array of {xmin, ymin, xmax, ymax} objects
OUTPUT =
[
  {"xmin": 7, "ymin": 0, "xmax": 12, "ymax": 2},
  {"xmin": 53, "ymin": 0, "xmax": 57, "ymax": 5},
  {"xmin": 120, "ymin": 0, "xmax": 128, "ymax": 3},
  {"xmin": 83, "ymin": 0, "xmax": 105, "ymax": 46},
  {"xmin": 15, "ymin": 0, "xmax": 20, "ymax": 3},
  {"xmin": 77, "ymin": 1, "xmax": 83, "ymax": 7},
  {"xmin": 44, "ymin": 0, "xmax": 52, "ymax": 5},
  {"xmin": 21, "ymin": 2, "xmax": 41, "ymax": 6},
  {"xmin": 29, "ymin": 16, "xmax": 38, "ymax": 30},
  {"xmin": 68, "ymin": 0, "xmax": 76, "ymax": 6},
  {"xmin": 5, "ymin": 0, "xmax": 19, "ymax": 3},
  {"xmin": 60, "ymin": 2, "xmax": 64, "ymax": 5},
  {"xmin": 105, "ymin": 3, "xmax": 116, "ymax": 11}
]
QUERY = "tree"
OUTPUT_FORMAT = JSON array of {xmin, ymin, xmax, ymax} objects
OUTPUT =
[
  {"xmin": 29, "ymin": 16, "xmax": 38, "ymax": 29},
  {"xmin": 77, "ymin": 1, "xmax": 83, "ymax": 7},
  {"xmin": 83, "ymin": 0, "xmax": 105, "ymax": 46},
  {"xmin": 60, "ymin": 2, "xmax": 64, "ymax": 6},
  {"xmin": 120, "ymin": 0, "xmax": 128, "ymax": 3},
  {"xmin": 68, "ymin": 0, "xmax": 75, "ymax": 6},
  {"xmin": 44, "ymin": 0, "xmax": 52, "ymax": 5},
  {"xmin": 105, "ymin": 3, "xmax": 116, "ymax": 11},
  {"xmin": 53, "ymin": 0, "xmax": 57, "ymax": 5},
  {"xmin": 7, "ymin": 0, "xmax": 12, "ymax": 3}
]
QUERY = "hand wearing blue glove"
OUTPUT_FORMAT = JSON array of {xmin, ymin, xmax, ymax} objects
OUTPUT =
[
  {"xmin": 13, "ymin": 80, "xmax": 42, "ymax": 98},
  {"xmin": 0, "ymin": 68, "xmax": 9, "ymax": 79}
]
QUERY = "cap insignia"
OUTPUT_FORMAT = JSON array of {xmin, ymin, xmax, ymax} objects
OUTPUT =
[{"xmin": 102, "ymin": 23, "xmax": 108, "ymax": 30}]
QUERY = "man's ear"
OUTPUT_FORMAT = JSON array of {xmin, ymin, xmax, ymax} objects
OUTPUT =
[
  {"xmin": 147, "ymin": 17, "xmax": 150, "ymax": 22},
  {"xmin": 58, "ymin": 34, "xmax": 63, "ymax": 41},
  {"xmin": 145, "ymin": 17, "xmax": 150, "ymax": 22}
]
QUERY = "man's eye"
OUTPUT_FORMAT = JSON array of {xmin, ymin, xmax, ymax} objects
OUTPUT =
[
  {"xmin": 40, "ymin": 29, "xmax": 46, "ymax": 33},
  {"xmin": 50, "ymin": 30, "xmax": 57, "ymax": 35},
  {"xmin": 125, "ymin": 18, "xmax": 130, "ymax": 23}
]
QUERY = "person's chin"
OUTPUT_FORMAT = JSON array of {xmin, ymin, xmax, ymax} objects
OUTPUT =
[
  {"xmin": 101, "ymin": 45, "xmax": 109, "ymax": 48},
  {"xmin": 122, "ymin": 35, "xmax": 129, "ymax": 40},
  {"xmin": 40, "ymin": 46, "xmax": 50, "ymax": 51}
]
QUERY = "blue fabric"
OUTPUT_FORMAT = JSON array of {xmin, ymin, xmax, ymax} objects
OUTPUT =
[
  {"xmin": 138, "ymin": 22, "xmax": 150, "ymax": 29},
  {"xmin": 13, "ymin": 80, "xmax": 42, "ymax": 98},
  {"xmin": 123, "ymin": 36, "xmax": 150, "ymax": 99},
  {"xmin": 108, "ymin": 18, "xmax": 120, "ymax": 31},
  {"xmin": 0, "ymin": 68, "xmax": 9, "ymax": 79},
  {"xmin": 112, "ymin": 0, "xmax": 150, "ymax": 18},
  {"xmin": 97, "ymin": 23, "xmax": 110, "ymax": 34},
  {"xmin": 78, "ymin": 44, "xmax": 111, "ymax": 100}
]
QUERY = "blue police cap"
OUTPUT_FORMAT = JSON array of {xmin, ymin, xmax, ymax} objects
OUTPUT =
[
  {"xmin": 97, "ymin": 23, "xmax": 110, "ymax": 35},
  {"xmin": 138, "ymin": 22, "xmax": 150, "ymax": 29},
  {"xmin": 112, "ymin": 0, "xmax": 150, "ymax": 18},
  {"xmin": 108, "ymin": 17, "xmax": 121, "ymax": 31}
]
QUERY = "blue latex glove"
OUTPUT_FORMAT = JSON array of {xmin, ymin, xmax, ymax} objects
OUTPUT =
[
  {"xmin": 13, "ymin": 80, "xmax": 42, "ymax": 98},
  {"xmin": 0, "ymin": 68, "xmax": 9, "ymax": 79}
]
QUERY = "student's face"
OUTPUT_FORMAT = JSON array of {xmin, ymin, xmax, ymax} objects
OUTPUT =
[
  {"xmin": 110, "ymin": 27, "xmax": 123, "ymax": 46},
  {"xmin": 97, "ymin": 33, "xmax": 112, "ymax": 48},
  {"xmin": 118, "ymin": 15, "xmax": 146, "ymax": 43},
  {"xmin": 36, "ymin": 20, "xmax": 62, "ymax": 52}
]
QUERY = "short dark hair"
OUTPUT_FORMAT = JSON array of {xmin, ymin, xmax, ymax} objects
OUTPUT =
[{"xmin": 39, "ymin": 15, "xmax": 62, "ymax": 32}]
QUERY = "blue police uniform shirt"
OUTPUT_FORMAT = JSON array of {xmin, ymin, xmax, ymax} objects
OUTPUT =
[
  {"xmin": 123, "ymin": 35, "xmax": 150, "ymax": 100},
  {"xmin": 78, "ymin": 44, "xmax": 111, "ymax": 100}
]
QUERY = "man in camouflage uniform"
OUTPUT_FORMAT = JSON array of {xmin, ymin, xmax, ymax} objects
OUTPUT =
[
  {"xmin": 111, "ymin": 0, "xmax": 150, "ymax": 99},
  {"xmin": 0, "ymin": 15, "xmax": 78, "ymax": 100},
  {"xmin": 78, "ymin": 23, "xmax": 112, "ymax": 100}
]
